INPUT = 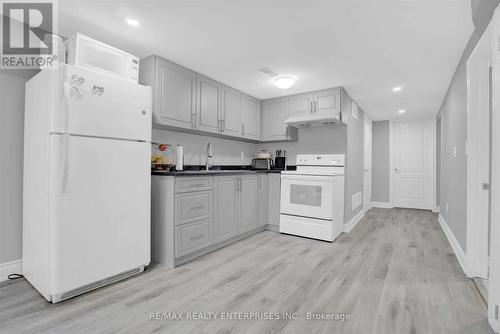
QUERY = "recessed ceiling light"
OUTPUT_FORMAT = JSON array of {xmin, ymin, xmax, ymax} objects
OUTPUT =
[
  {"xmin": 398, "ymin": 109, "xmax": 406, "ymax": 114},
  {"xmin": 126, "ymin": 19, "xmax": 140, "ymax": 26},
  {"xmin": 272, "ymin": 75, "xmax": 298, "ymax": 89},
  {"xmin": 392, "ymin": 86, "xmax": 403, "ymax": 92}
]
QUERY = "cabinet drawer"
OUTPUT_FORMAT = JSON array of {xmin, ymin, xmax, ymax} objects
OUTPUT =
[
  {"xmin": 175, "ymin": 177, "xmax": 213, "ymax": 193},
  {"xmin": 175, "ymin": 219, "xmax": 213, "ymax": 257},
  {"xmin": 175, "ymin": 191, "xmax": 212, "ymax": 225}
]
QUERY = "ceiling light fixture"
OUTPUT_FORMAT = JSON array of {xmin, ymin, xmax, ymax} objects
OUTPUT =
[
  {"xmin": 398, "ymin": 109, "xmax": 406, "ymax": 114},
  {"xmin": 272, "ymin": 75, "xmax": 298, "ymax": 89},
  {"xmin": 126, "ymin": 18, "xmax": 140, "ymax": 26},
  {"xmin": 392, "ymin": 86, "xmax": 403, "ymax": 92}
]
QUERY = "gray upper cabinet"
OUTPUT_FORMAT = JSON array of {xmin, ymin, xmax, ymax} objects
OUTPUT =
[
  {"xmin": 197, "ymin": 74, "xmax": 221, "ymax": 133},
  {"xmin": 288, "ymin": 93, "xmax": 313, "ymax": 119},
  {"xmin": 238, "ymin": 176, "xmax": 258, "ymax": 233},
  {"xmin": 261, "ymin": 97, "xmax": 297, "ymax": 142},
  {"xmin": 139, "ymin": 56, "xmax": 196, "ymax": 129},
  {"xmin": 313, "ymin": 88, "xmax": 340, "ymax": 118},
  {"xmin": 220, "ymin": 86, "xmax": 242, "ymax": 137},
  {"xmin": 241, "ymin": 95, "xmax": 260, "ymax": 140},
  {"xmin": 257, "ymin": 174, "xmax": 269, "ymax": 227},
  {"xmin": 214, "ymin": 176, "xmax": 238, "ymax": 243}
]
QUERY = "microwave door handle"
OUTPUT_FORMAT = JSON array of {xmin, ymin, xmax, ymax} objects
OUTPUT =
[{"xmin": 61, "ymin": 81, "xmax": 71, "ymax": 193}]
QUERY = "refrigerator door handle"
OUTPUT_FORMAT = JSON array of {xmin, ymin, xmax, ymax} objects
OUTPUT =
[{"xmin": 61, "ymin": 81, "xmax": 71, "ymax": 193}]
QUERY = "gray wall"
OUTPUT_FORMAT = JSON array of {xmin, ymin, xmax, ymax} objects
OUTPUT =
[
  {"xmin": 0, "ymin": 70, "xmax": 36, "ymax": 263},
  {"xmin": 256, "ymin": 126, "xmax": 347, "ymax": 164},
  {"xmin": 341, "ymin": 88, "xmax": 365, "ymax": 224},
  {"xmin": 437, "ymin": 0, "xmax": 498, "ymax": 251},
  {"xmin": 371, "ymin": 121, "xmax": 390, "ymax": 203},
  {"xmin": 152, "ymin": 129, "xmax": 256, "ymax": 166}
]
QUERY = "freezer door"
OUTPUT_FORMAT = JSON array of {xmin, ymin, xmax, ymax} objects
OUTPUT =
[
  {"xmin": 53, "ymin": 65, "xmax": 151, "ymax": 141},
  {"xmin": 49, "ymin": 134, "xmax": 150, "ymax": 295}
]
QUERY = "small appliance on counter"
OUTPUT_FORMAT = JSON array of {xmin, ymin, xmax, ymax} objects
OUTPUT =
[
  {"xmin": 274, "ymin": 149, "xmax": 287, "ymax": 170},
  {"xmin": 252, "ymin": 158, "xmax": 273, "ymax": 170}
]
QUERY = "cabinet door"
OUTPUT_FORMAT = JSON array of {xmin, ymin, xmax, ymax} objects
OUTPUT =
[
  {"xmin": 261, "ymin": 98, "xmax": 289, "ymax": 141},
  {"xmin": 156, "ymin": 58, "xmax": 196, "ymax": 129},
  {"xmin": 268, "ymin": 173, "xmax": 281, "ymax": 228},
  {"xmin": 221, "ymin": 86, "xmax": 242, "ymax": 137},
  {"xmin": 288, "ymin": 93, "xmax": 313, "ymax": 118},
  {"xmin": 197, "ymin": 75, "xmax": 221, "ymax": 133},
  {"xmin": 242, "ymin": 95, "xmax": 260, "ymax": 140},
  {"xmin": 313, "ymin": 88, "xmax": 340, "ymax": 118},
  {"xmin": 257, "ymin": 174, "xmax": 269, "ymax": 226},
  {"xmin": 214, "ymin": 177, "xmax": 239, "ymax": 242},
  {"xmin": 239, "ymin": 176, "xmax": 258, "ymax": 233}
]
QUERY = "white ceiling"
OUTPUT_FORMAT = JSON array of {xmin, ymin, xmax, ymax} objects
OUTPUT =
[{"xmin": 59, "ymin": 0, "xmax": 474, "ymax": 121}]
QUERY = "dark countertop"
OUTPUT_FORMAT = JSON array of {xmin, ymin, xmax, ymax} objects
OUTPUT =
[{"xmin": 151, "ymin": 165, "xmax": 294, "ymax": 176}]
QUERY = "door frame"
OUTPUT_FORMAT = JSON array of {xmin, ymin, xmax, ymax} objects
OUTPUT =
[
  {"xmin": 466, "ymin": 22, "xmax": 492, "ymax": 280},
  {"xmin": 488, "ymin": 4, "xmax": 500, "ymax": 332},
  {"xmin": 363, "ymin": 115, "xmax": 373, "ymax": 212},
  {"xmin": 389, "ymin": 119, "xmax": 437, "ymax": 211}
]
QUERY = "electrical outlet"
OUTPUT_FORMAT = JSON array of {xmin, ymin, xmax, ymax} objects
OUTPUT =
[
  {"xmin": 446, "ymin": 203, "xmax": 449, "ymax": 213},
  {"xmin": 240, "ymin": 152, "xmax": 244, "ymax": 159}
]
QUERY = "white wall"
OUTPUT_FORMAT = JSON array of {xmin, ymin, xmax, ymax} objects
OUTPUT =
[{"xmin": 0, "ymin": 70, "xmax": 36, "ymax": 263}]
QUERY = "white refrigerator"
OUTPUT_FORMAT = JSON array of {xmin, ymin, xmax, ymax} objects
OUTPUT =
[{"xmin": 23, "ymin": 64, "xmax": 152, "ymax": 303}]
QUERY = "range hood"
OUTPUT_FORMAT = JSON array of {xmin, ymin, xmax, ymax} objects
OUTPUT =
[{"xmin": 285, "ymin": 112, "xmax": 343, "ymax": 128}]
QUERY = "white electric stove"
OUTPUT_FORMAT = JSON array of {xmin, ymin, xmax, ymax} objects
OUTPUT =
[{"xmin": 280, "ymin": 154, "xmax": 345, "ymax": 242}]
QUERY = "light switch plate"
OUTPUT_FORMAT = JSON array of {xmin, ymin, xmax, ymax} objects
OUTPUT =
[
  {"xmin": 453, "ymin": 146, "xmax": 457, "ymax": 158},
  {"xmin": 240, "ymin": 152, "xmax": 244, "ymax": 159}
]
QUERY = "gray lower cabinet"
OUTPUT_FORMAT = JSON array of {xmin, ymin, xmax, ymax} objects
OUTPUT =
[
  {"xmin": 238, "ymin": 176, "xmax": 258, "ymax": 233},
  {"xmin": 257, "ymin": 174, "xmax": 268, "ymax": 226},
  {"xmin": 152, "ymin": 173, "xmax": 277, "ymax": 267},
  {"xmin": 267, "ymin": 173, "xmax": 281, "ymax": 229},
  {"xmin": 175, "ymin": 218, "xmax": 213, "ymax": 257},
  {"xmin": 213, "ymin": 177, "xmax": 239, "ymax": 242}
]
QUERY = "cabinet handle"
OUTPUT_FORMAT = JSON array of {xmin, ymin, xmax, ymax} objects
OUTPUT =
[
  {"xmin": 222, "ymin": 120, "xmax": 225, "ymax": 132},
  {"xmin": 188, "ymin": 183, "xmax": 205, "ymax": 188},
  {"xmin": 191, "ymin": 113, "xmax": 197, "ymax": 128},
  {"xmin": 310, "ymin": 101, "xmax": 313, "ymax": 114},
  {"xmin": 314, "ymin": 101, "xmax": 317, "ymax": 113},
  {"xmin": 189, "ymin": 205, "xmax": 204, "ymax": 210},
  {"xmin": 190, "ymin": 234, "xmax": 204, "ymax": 241}
]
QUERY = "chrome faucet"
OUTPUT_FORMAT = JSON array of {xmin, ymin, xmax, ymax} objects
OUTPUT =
[{"xmin": 205, "ymin": 142, "xmax": 213, "ymax": 170}]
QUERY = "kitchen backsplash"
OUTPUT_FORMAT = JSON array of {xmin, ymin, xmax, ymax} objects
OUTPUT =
[
  {"xmin": 153, "ymin": 125, "xmax": 348, "ymax": 166},
  {"xmin": 152, "ymin": 129, "xmax": 256, "ymax": 165}
]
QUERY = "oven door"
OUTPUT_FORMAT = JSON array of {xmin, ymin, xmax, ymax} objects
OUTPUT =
[{"xmin": 280, "ymin": 174, "xmax": 334, "ymax": 220}]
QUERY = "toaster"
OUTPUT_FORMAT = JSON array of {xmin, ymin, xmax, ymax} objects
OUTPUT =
[{"xmin": 252, "ymin": 158, "xmax": 274, "ymax": 170}]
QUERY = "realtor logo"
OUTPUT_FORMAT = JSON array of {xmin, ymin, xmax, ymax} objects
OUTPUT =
[{"xmin": 1, "ymin": 0, "xmax": 59, "ymax": 69}]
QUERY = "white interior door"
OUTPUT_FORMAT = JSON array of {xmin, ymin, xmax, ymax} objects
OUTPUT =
[
  {"xmin": 466, "ymin": 55, "xmax": 491, "ymax": 279},
  {"xmin": 392, "ymin": 120, "xmax": 435, "ymax": 210},
  {"xmin": 363, "ymin": 117, "xmax": 372, "ymax": 210}
]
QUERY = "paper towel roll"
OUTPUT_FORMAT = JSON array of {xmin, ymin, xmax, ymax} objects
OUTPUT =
[{"xmin": 175, "ymin": 145, "xmax": 183, "ymax": 171}]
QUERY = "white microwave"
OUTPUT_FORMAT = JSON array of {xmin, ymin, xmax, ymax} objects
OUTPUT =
[{"xmin": 65, "ymin": 33, "xmax": 139, "ymax": 82}]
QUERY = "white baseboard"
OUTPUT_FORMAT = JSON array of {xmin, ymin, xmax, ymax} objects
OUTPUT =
[
  {"xmin": 433, "ymin": 205, "xmax": 440, "ymax": 213},
  {"xmin": 344, "ymin": 209, "xmax": 365, "ymax": 233},
  {"xmin": 0, "ymin": 259, "xmax": 22, "ymax": 282},
  {"xmin": 438, "ymin": 214, "xmax": 469, "ymax": 277},
  {"xmin": 372, "ymin": 201, "xmax": 394, "ymax": 209}
]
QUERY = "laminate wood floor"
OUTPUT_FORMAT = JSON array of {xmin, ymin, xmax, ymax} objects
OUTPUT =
[{"xmin": 0, "ymin": 208, "xmax": 492, "ymax": 334}]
